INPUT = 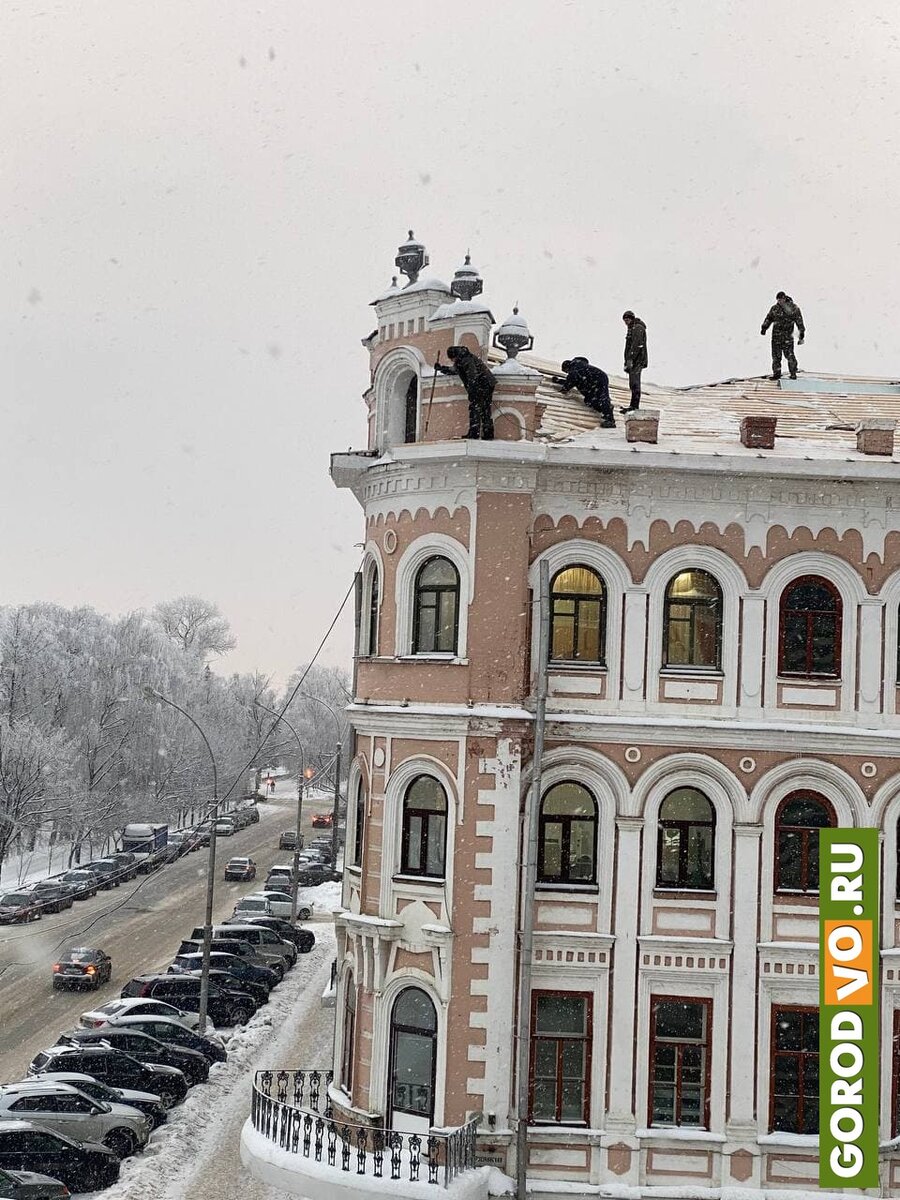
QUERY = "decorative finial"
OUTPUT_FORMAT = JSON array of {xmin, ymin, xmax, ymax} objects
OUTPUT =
[
  {"xmin": 450, "ymin": 250, "xmax": 483, "ymax": 302},
  {"xmin": 493, "ymin": 306, "xmax": 534, "ymax": 359},
  {"xmin": 395, "ymin": 231, "xmax": 429, "ymax": 286}
]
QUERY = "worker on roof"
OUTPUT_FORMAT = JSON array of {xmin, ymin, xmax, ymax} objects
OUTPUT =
[
  {"xmin": 434, "ymin": 345, "xmax": 495, "ymax": 440},
  {"xmin": 760, "ymin": 291, "xmax": 805, "ymax": 381},
  {"xmin": 621, "ymin": 311, "xmax": 648, "ymax": 413},
  {"xmin": 558, "ymin": 357, "xmax": 616, "ymax": 428}
]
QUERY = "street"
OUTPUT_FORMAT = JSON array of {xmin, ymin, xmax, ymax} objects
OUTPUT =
[{"xmin": 0, "ymin": 783, "xmax": 339, "ymax": 1085}]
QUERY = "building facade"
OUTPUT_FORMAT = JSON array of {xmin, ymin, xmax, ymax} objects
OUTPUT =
[{"xmin": 243, "ymin": 233, "xmax": 900, "ymax": 1198}]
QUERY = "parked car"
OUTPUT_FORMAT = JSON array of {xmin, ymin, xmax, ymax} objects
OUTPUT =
[
  {"xmin": 79, "ymin": 998, "xmax": 202, "ymax": 1032},
  {"xmin": 223, "ymin": 857, "xmax": 256, "ymax": 882},
  {"xmin": 0, "ymin": 1163, "xmax": 71, "ymax": 1199},
  {"xmin": 0, "ymin": 892, "xmax": 43, "ymax": 924},
  {"xmin": 193, "ymin": 823, "xmax": 212, "ymax": 847},
  {"xmin": 0, "ymin": 1122, "xmax": 119, "ymax": 1194},
  {"xmin": 106, "ymin": 853, "xmax": 137, "ymax": 881},
  {"xmin": 278, "ymin": 830, "xmax": 302, "ymax": 850},
  {"xmin": 56, "ymin": 872, "xmax": 98, "ymax": 902},
  {"xmin": 27, "ymin": 1046, "xmax": 188, "ymax": 1111},
  {"xmin": 94, "ymin": 1016, "xmax": 226, "ymax": 1064},
  {"xmin": 57, "ymin": 1029, "xmax": 208, "ymax": 1086},
  {"xmin": 309, "ymin": 838, "xmax": 335, "ymax": 861},
  {"xmin": 0, "ymin": 1082, "xmax": 150, "ymax": 1161},
  {"xmin": 221, "ymin": 914, "xmax": 315, "ymax": 954},
  {"xmin": 178, "ymin": 937, "xmax": 284, "ymax": 983},
  {"xmin": 263, "ymin": 873, "xmax": 291, "ymax": 895},
  {"xmin": 211, "ymin": 819, "xmax": 235, "ymax": 838},
  {"xmin": 120, "ymin": 975, "xmax": 257, "ymax": 1027},
  {"xmin": 311, "ymin": 812, "xmax": 333, "ymax": 828},
  {"xmin": 297, "ymin": 862, "xmax": 331, "ymax": 887},
  {"xmin": 29, "ymin": 1073, "xmax": 167, "ymax": 1130},
  {"xmin": 235, "ymin": 891, "xmax": 311, "ymax": 921},
  {"xmin": 31, "ymin": 883, "xmax": 76, "ymax": 915},
  {"xmin": 82, "ymin": 862, "xmax": 122, "ymax": 891},
  {"xmin": 52, "ymin": 949, "xmax": 112, "ymax": 992},
  {"xmin": 237, "ymin": 803, "xmax": 259, "ymax": 824},
  {"xmin": 196, "ymin": 923, "xmax": 297, "ymax": 968},
  {"xmin": 168, "ymin": 952, "xmax": 275, "ymax": 1001}
]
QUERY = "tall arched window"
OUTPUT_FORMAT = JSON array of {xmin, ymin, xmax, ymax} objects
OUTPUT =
[
  {"xmin": 404, "ymin": 377, "xmax": 419, "ymax": 444},
  {"xmin": 550, "ymin": 566, "xmax": 606, "ymax": 664},
  {"xmin": 366, "ymin": 566, "xmax": 380, "ymax": 657},
  {"xmin": 400, "ymin": 776, "xmax": 447, "ymax": 878},
  {"xmin": 778, "ymin": 576, "xmax": 842, "ymax": 677},
  {"xmin": 775, "ymin": 792, "xmax": 835, "ymax": 893},
  {"xmin": 389, "ymin": 987, "xmax": 437, "ymax": 1125},
  {"xmin": 663, "ymin": 570, "xmax": 723, "ymax": 669},
  {"xmin": 412, "ymin": 557, "xmax": 460, "ymax": 655},
  {"xmin": 351, "ymin": 778, "xmax": 365, "ymax": 869},
  {"xmin": 341, "ymin": 975, "xmax": 356, "ymax": 1092},
  {"xmin": 538, "ymin": 782, "xmax": 598, "ymax": 886},
  {"xmin": 657, "ymin": 788, "xmax": 716, "ymax": 890}
]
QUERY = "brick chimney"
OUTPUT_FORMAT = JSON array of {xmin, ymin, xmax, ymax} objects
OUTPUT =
[
  {"xmin": 624, "ymin": 408, "xmax": 659, "ymax": 444},
  {"xmin": 740, "ymin": 415, "xmax": 778, "ymax": 449},
  {"xmin": 856, "ymin": 420, "xmax": 896, "ymax": 456}
]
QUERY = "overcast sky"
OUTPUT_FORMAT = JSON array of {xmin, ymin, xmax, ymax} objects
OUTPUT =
[{"xmin": 4, "ymin": 2, "xmax": 899, "ymax": 681}]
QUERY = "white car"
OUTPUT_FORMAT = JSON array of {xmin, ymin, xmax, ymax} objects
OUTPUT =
[
  {"xmin": 0, "ymin": 1080, "xmax": 151, "ymax": 1159},
  {"xmin": 79, "ymin": 996, "xmax": 204, "ymax": 1031},
  {"xmin": 234, "ymin": 891, "xmax": 312, "ymax": 922}
]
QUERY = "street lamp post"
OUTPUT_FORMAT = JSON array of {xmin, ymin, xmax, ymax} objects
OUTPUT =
[
  {"xmin": 254, "ymin": 701, "xmax": 313, "ymax": 923},
  {"xmin": 297, "ymin": 693, "xmax": 347, "ymax": 868},
  {"xmin": 146, "ymin": 688, "xmax": 218, "ymax": 1035}
]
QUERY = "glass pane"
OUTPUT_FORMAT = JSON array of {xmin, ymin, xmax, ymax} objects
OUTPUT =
[
  {"xmin": 786, "ymin": 580, "xmax": 837, "ymax": 612},
  {"xmin": 693, "ymin": 602, "xmax": 721, "ymax": 667},
  {"xmin": 686, "ymin": 826, "xmax": 714, "ymax": 888},
  {"xmin": 772, "ymin": 1094, "xmax": 800, "ymax": 1132},
  {"xmin": 774, "ymin": 1055, "xmax": 799, "ymax": 1088},
  {"xmin": 781, "ymin": 612, "xmax": 808, "ymax": 672},
  {"xmin": 801, "ymin": 1011, "xmax": 819, "ymax": 1051},
  {"xmin": 424, "ymin": 813, "xmax": 446, "ymax": 876},
  {"xmin": 568, "ymin": 820, "xmax": 595, "ymax": 881},
  {"xmin": 574, "ymin": 599, "xmax": 602, "ymax": 661},
  {"xmin": 658, "ymin": 827, "xmax": 680, "ymax": 885},
  {"xmin": 540, "ymin": 822, "xmax": 563, "ymax": 878},
  {"xmin": 535, "ymin": 994, "xmax": 587, "ymax": 1035},
  {"xmin": 811, "ymin": 612, "xmax": 837, "ymax": 673},
  {"xmin": 651, "ymin": 1084, "xmax": 676, "ymax": 1124},
  {"xmin": 534, "ymin": 1041, "xmax": 557, "ymax": 1074},
  {"xmin": 807, "ymin": 834, "xmax": 820, "ymax": 891},
  {"xmin": 666, "ymin": 609, "xmax": 692, "ymax": 665},
  {"xmin": 404, "ymin": 815, "xmax": 423, "ymax": 871},
  {"xmin": 551, "ymin": 608, "xmax": 575, "ymax": 660},
  {"xmin": 781, "ymin": 796, "xmax": 831, "ymax": 827},
  {"xmin": 543, "ymin": 783, "xmax": 594, "ymax": 818},
  {"xmin": 777, "ymin": 830, "xmax": 802, "ymax": 889},
  {"xmin": 406, "ymin": 777, "xmax": 446, "ymax": 812},
  {"xmin": 393, "ymin": 988, "xmax": 436, "ymax": 1031},
  {"xmin": 654, "ymin": 1000, "xmax": 705, "ymax": 1040},
  {"xmin": 560, "ymin": 1081, "xmax": 584, "ymax": 1121},
  {"xmin": 774, "ymin": 1011, "xmax": 802, "ymax": 1050},
  {"xmin": 553, "ymin": 566, "xmax": 603, "ymax": 597},
  {"xmin": 436, "ymin": 589, "xmax": 458, "ymax": 653},
  {"xmin": 561, "ymin": 1040, "xmax": 585, "ymax": 1078},
  {"xmin": 531, "ymin": 1081, "xmax": 556, "ymax": 1121},
  {"xmin": 419, "ymin": 558, "xmax": 457, "ymax": 588},
  {"xmin": 660, "ymin": 789, "xmax": 713, "ymax": 822},
  {"xmin": 416, "ymin": 599, "xmax": 436, "ymax": 653},
  {"xmin": 667, "ymin": 570, "xmax": 719, "ymax": 600}
]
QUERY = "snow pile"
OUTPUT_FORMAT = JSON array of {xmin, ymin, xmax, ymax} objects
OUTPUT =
[
  {"xmin": 299, "ymin": 878, "xmax": 343, "ymax": 913},
  {"xmin": 89, "ymin": 926, "xmax": 337, "ymax": 1200}
]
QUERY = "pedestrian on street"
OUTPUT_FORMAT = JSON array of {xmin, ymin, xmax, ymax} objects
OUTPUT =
[
  {"xmin": 620, "ymin": 311, "xmax": 648, "ymax": 413},
  {"xmin": 760, "ymin": 291, "xmax": 805, "ymax": 380},
  {"xmin": 434, "ymin": 345, "xmax": 495, "ymax": 440},
  {"xmin": 558, "ymin": 357, "xmax": 616, "ymax": 428}
]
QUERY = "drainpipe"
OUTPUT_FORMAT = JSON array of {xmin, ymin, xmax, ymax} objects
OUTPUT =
[{"xmin": 515, "ymin": 559, "xmax": 550, "ymax": 1200}]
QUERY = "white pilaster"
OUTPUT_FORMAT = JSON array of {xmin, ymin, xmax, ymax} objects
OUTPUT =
[
  {"xmin": 607, "ymin": 816, "xmax": 643, "ymax": 1131},
  {"xmin": 621, "ymin": 591, "xmax": 648, "ymax": 704},
  {"xmin": 726, "ymin": 824, "xmax": 762, "ymax": 1137},
  {"xmin": 858, "ymin": 597, "xmax": 885, "ymax": 714},
  {"xmin": 739, "ymin": 595, "xmax": 766, "ymax": 711}
]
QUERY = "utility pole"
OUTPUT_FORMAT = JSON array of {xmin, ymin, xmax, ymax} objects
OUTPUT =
[
  {"xmin": 330, "ymin": 740, "xmax": 342, "ymax": 869},
  {"xmin": 515, "ymin": 560, "xmax": 550, "ymax": 1200},
  {"xmin": 253, "ymin": 700, "xmax": 307, "ymax": 925}
]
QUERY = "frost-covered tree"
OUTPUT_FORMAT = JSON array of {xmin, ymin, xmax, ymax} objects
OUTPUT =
[{"xmin": 152, "ymin": 595, "xmax": 236, "ymax": 661}]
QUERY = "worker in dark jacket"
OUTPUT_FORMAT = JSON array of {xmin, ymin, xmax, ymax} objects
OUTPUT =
[
  {"xmin": 558, "ymin": 357, "xmax": 615, "ymax": 428},
  {"xmin": 434, "ymin": 345, "xmax": 495, "ymax": 439},
  {"xmin": 621, "ymin": 311, "xmax": 648, "ymax": 412},
  {"xmin": 761, "ymin": 291, "xmax": 805, "ymax": 380}
]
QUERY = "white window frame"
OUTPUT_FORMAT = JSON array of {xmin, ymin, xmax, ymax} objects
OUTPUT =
[
  {"xmin": 359, "ymin": 545, "xmax": 384, "ymax": 658},
  {"xmin": 394, "ymin": 534, "xmax": 471, "ymax": 660}
]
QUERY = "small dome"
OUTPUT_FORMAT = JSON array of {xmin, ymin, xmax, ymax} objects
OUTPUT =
[
  {"xmin": 395, "ymin": 229, "xmax": 429, "ymax": 285},
  {"xmin": 371, "ymin": 275, "xmax": 401, "ymax": 305},
  {"xmin": 450, "ymin": 252, "xmax": 484, "ymax": 303},
  {"xmin": 492, "ymin": 305, "xmax": 534, "ymax": 359}
]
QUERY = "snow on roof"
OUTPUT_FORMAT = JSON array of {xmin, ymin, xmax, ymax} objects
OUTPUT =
[
  {"xmin": 429, "ymin": 299, "xmax": 494, "ymax": 321},
  {"xmin": 400, "ymin": 275, "xmax": 452, "ymax": 295},
  {"xmin": 492, "ymin": 357, "xmax": 541, "ymax": 377},
  {"xmin": 487, "ymin": 350, "xmax": 900, "ymax": 463}
]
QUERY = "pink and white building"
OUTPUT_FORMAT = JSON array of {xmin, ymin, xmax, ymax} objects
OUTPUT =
[{"xmin": 242, "ymin": 233, "xmax": 900, "ymax": 1198}]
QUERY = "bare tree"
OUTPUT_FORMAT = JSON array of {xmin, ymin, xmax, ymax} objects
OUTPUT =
[{"xmin": 152, "ymin": 596, "xmax": 236, "ymax": 661}]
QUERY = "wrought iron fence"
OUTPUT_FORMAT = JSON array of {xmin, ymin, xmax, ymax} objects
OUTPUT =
[{"xmin": 250, "ymin": 1069, "xmax": 479, "ymax": 1187}]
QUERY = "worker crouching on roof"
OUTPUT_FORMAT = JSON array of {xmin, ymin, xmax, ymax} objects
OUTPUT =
[
  {"xmin": 761, "ymin": 291, "xmax": 805, "ymax": 380},
  {"xmin": 434, "ymin": 345, "xmax": 495, "ymax": 440},
  {"xmin": 558, "ymin": 357, "xmax": 616, "ymax": 428},
  {"xmin": 621, "ymin": 310, "xmax": 648, "ymax": 412}
]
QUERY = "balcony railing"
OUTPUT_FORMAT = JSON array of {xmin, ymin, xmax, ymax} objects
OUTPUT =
[{"xmin": 250, "ymin": 1069, "xmax": 479, "ymax": 1188}]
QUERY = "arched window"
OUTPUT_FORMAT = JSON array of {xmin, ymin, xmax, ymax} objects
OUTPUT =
[
  {"xmin": 366, "ymin": 566, "xmax": 380, "ymax": 657},
  {"xmin": 656, "ymin": 788, "xmax": 716, "ymax": 890},
  {"xmin": 400, "ymin": 776, "xmax": 447, "ymax": 878},
  {"xmin": 775, "ymin": 792, "xmax": 835, "ymax": 893},
  {"xmin": 663, "ymin": 570, "xmax": 723, "ymax": 669},
  {"xmin": 412, "ymin": 557, "xmax": 460, "ymax": 655},
  {"xmin": 538, "ymin": 782, "xmax": 598, "ymax": 886},
  {"xmin": 404, "ymin": 377, "xmax": 419, "ymax": 444},
  {"xmin": 341, "ymin": 976, "xmax": 356, "ymax": 1092},
  {"xmin": 351, "ymin": 778, "xmax": 365, "ymax": 869},
  {"xmin": 778, "ymin": 576, "xmax": 842, "ymax": 677},
  {"xmin": 550, "ymin": 566, "xmax": 606, "ymax": 664},
  {"xmin": 389, "ymin": 987, "xmax": 437, "ymax": 1124}
]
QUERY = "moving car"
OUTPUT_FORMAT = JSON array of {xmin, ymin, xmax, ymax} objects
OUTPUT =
[
  {"xmin": 0, "ymin": 1082, "xmax": 150, "ymax": 1160},
  {"xmin": 278, "ymin": 830, "xmax": 302, "ymax": 850},
  {"xmin": 29, "ymin": 1073, "xmax": 167, "ymax": 1130},
  {"xmin": 27, "ymin": 1046, "xmax": 188, "ymax": 1111},
  {"xmin": 52, "ymin": 949, "xmax": 112, "ymax": 992},
  {"xmin": 56, "ymin": 872, "xmax": 98, "ymax": 902},
  {"xmin": 120, "ymin": 974, "xmax": 257, "ymax": 1027},
  {"xmin": 0, "ymin": 1122, "xmax": 119, "ymax": 1194},
  {"xmin": 221, "ymin": 914, "xmax": 315, "ymax": 954},
  {"xmin": 79, "ymin": 998, "xmax": 202, "ymax": 1032},
  {"xmin": 29, "ymin": 883, "xmax": 74, "ymax": 915},
  {"xmin": 235, "ymin": 891, "xmax": 311, "ymax": 921},
  {"xmin": 311, "ymin": 812, "xmax": 333, "ymax": 828},
  {"xmin": 57, "ymin": 1028, "xmax": 208, "ymax": 1086},
  {"xmin": 223, "ymin": 857, "xmax": 256, "ymax": 882},
  {"xmin": 94, "ymin": 1016, "xmax": 226, "ymax": 1064},
  {"xmin": 0, "ymin": 1163, "xmax": 71, "ymax": 1199},
  {"xmin": 168, "ymin": 952, "xmax": 275, "ymax": 1002},
  {"xmin": 194, "ymin": 922, "xmax": 297, "ymax": 968},
  {"xmin": 0, "ymin": 893, "xmax": 42, "ymax": 924}
]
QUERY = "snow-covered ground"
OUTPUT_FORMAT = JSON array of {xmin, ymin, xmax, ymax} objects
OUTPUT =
[{"xmin": 89, "ymin": 923, "xmax": 337, "ymax": 1200}]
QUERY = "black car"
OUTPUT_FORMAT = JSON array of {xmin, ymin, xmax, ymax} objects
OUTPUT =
[
  {"xmin": 223, "ymin": 914, "xmax": 315, "ymax": 953},
  {"xmin": 278, "ymin": 830, "xmax": 302, "ymax": 850},
  {"xmin": 297, "ymin": 862, "xmax": 331, "ymax": 886},
  {"xmin": 0, "ymin": 892, "xmax": 42, "ymax": 925},
  {"xmin": 0, "ymin": 1164, "xmax": 70, "ymax": 1199},
  {"xmin": 29, "ymin": 883, "xmax": 74, "ymax": 915},
  {"xmin": 169, "ymin": 952, "xmax": 275, "ymax": 999},
  {"xmin": 52, "ymin": 948, "xmax": 112, "ymax": 992},
  {"xmin": 0, "ymin": 1121, "xmax": 119, "ymax": 1193},
  {"xmin": 56, "ymin": 872, "xmax": 98, "ymax": 901},
  {"xmin": 120, "ymin": 974, "xmax": 258, "ymax": 1026},
  {"xmin": 83, "ymin": 861, "xmax": 123, "ymax": 890},
  {"xmin": 264, "ymin": 873, "xmax": 292, "ymax": 895},
  {"xmin": 58, "ymin": 1028, "xmax": 208, "ymax": 1086},
  {"xmin": 178, "ymin": 938, "xmax": 284, "ymax": 982},
  {"xmin": 196, "ymin": 922, "xmax": 297, "ymax": 968},
  {"xmin": 106, "ymin": 853, "xmax": 137, "ymax": 881},
  {"xmin": 102, "ymin": 1017, "xmax": 226, "ymax": 1064},
  {"xmin": 28, "ymin": 1046, "xmax": 188, "ymax": 1111}
]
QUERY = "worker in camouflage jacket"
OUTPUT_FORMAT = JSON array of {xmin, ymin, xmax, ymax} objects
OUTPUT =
[
  {"xmin": 558, "ymin": 357, "xmax": 615, "ymax": 428},
  {"xmin": 621, "ymin": 311, "xmax": 648, "ymax": 412},
  {"xmin": 434, "ymin": 345, "xmax": 495, "ymax": 439},
  {"xmin": 760, "ymin": 291, "xmax": 805, "ymax": 380}
]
